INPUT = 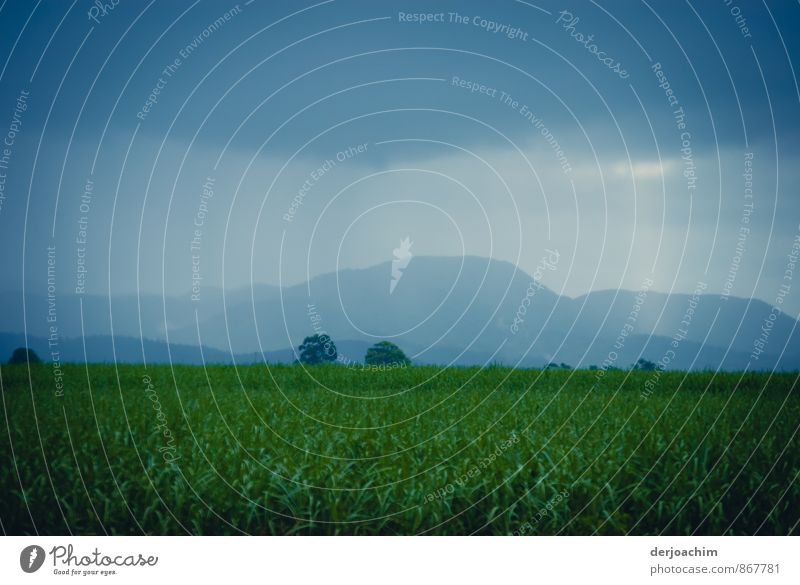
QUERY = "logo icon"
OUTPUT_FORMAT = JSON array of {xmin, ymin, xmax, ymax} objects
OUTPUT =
[
  {"xmin": 20, "ymin": 545, "xmax": 45, "ymax": 573},
  {"xmin": 390, "ymin": 237, "xmax": 413, "ymax": 294}
]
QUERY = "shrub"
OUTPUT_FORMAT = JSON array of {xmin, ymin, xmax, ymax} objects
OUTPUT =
[
  {"xmin": 298, "ymin": 334, "xmax": 338, "ymax": 364},
  {"xmin": 364, "ymin": 341, "xmax": 410, "ymax": 367},
  {"xmin": 8, "ymin": 347, "xmax": 41, "ymax": 365}
]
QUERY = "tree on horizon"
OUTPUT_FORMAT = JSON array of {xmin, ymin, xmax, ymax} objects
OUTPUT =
[
  {"xmin": 364, "ymin": 341, "xmax": 410, "ymax": 367},
  {"xmin": 298, "ymin": 334, "xmax": 338, "ymax": 364},
  {"xmin": 8, "ymin": 347, "xmax": 41, "ymax": 365},
  {"xmin": 633, "ymin": 358, "xmax": 658, "ymax": 371}
]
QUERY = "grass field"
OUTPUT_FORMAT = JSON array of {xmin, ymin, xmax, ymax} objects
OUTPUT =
[{"xmin": 1, "ymin": 363, "xmax": 798, "ymax": 535}]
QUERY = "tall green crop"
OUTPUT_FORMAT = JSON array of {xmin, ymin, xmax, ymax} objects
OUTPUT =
[{"xmin": 1, "ymin": 364, "xmax": 797, "ymax": 535}]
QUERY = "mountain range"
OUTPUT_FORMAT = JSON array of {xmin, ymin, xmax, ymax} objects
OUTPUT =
[{"xmin": 2, "ymin": 256, "xmax": 798, "ymax": 370}]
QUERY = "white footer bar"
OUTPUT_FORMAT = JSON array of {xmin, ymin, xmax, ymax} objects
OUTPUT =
[{"xmin": 1, "ymin": 536, "xmax": 796, "ymax": 584}]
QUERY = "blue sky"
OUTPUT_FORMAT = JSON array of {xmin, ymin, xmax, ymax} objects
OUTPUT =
[{"xmin": 1, "ymin": 0, "xmax": 799, "ymax": 314}]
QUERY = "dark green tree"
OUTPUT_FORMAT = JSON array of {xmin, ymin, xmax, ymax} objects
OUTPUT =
[
  {"xmin": 634, "ymin": 358, "xmax": 658, "ymax": 371},
  {"xmin": 298, "ymin": 334, "xmax": 338, "ymax": 364},
  {"xmin": 8, "ymin": 347, "xmax": 41, "ymax": 364},
  {"xmin": 545, "ymin": 362, "xmax": 571, "ymax": 370},
  {"xmin": 364, "ymin": 341, "xmax": 410, "ymax": 367}
]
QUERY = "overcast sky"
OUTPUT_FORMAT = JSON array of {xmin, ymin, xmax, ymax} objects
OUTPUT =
[{"xmin": 1, "ymin": 0, "xmax": 799, "ymax": 314}]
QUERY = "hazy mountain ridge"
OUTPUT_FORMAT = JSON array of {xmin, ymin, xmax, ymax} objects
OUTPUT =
[{"xmin": 1, "ymin": 256, "xmax": 797, "ymax": 369}]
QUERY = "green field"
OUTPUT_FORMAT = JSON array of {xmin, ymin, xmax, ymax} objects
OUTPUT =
[{"xmin": 1, "ymin": 364, "xmax": 798, "ymax": 535}]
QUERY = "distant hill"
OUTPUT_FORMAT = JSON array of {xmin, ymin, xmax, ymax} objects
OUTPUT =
[{"xmin": 2, "ymin": 256, "xmax": 797, "ymax": 369}]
